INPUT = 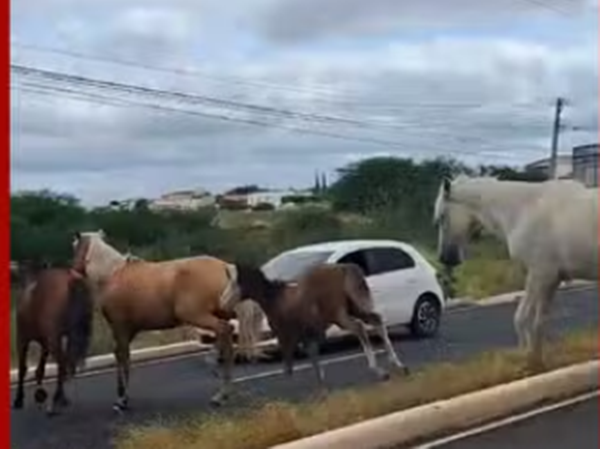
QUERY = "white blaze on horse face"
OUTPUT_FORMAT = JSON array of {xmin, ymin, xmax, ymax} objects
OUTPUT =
[
  {"xmin": 80, "ymin": 231, "xmax": 128, "ymax": 285},
  {"xmin": 434, "ymin": 178, "xmax": 476, "ymax": 266}
]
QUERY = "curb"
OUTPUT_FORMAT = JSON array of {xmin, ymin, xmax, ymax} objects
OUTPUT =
[
  {"xmin": 10, "ymin": 341, "xmax": 212, "ymax": 385},
  {"xmin": 271, "ymin": 360, "xmax": 599, "ymax": 449},
  {"xmin": 448, "ymin": 280, "xmax": 593, "ymax": 309},
  {"xmin": 10, "ymin": 280, "xmax": 595, "ymax": 385}
]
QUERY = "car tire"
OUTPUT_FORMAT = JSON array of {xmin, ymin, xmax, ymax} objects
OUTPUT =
[{"xmin": 409, "ymin": 294, "xmax": 441, "ymax": 338}]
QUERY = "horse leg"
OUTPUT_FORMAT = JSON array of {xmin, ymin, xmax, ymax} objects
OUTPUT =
[
  {"xmin": 528, "ymin": 275, "xmax": 559, "ymax": 373},
  {"xmin": 280, "ymin": 332, "xmax": 298, "ymax": 378},
  {"xmin": 305, "ymin": 338, "xmax": 327, "ymax": 396},
  {"xmin": 360, "ymin": 311, "xmax": 409, "ymax": 376},
  {"xmin": 112, "ymin": 330, "xmax": 133, "ymax": 413},
  {"xmin": 514, "ymin": 279, "xmax": 537, "ymax": 351},
  {"xmin": 47, "ymin": 339, "xmax": 70, "ymax": 416},
  {"xmin": 12, "ymin": 335, "xmax": 30, "ymax": 410},
  {"xmin": 34, "ymin": 346, "xmax": 49, "ymax": 407},
  {"xmin": 193, "ymin": 315, "xmax": 235, "ymax": 407},
  {"xmin": 335, "ymin": 314, "xmax": 389, "ymax": 381}
]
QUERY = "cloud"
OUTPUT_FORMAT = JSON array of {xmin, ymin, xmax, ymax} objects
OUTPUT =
[
  {"xmin": 254, "ymin": 0, "xmax": 594, "ymax": 44},
  {"xmin": 10, "ymin": 0, "xmax": 598, "ymax": 205}
]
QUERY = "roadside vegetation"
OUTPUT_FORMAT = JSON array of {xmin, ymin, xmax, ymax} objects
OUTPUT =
[
  {"xmin": 10, "ymin": 156, "xmax": 542, "ymax": 364},
  {"xmin": 115, "ymin": 328, "xmax": 598, "ymax": 449}
]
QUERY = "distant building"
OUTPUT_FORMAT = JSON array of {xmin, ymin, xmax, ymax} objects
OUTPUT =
[
  {"xmin": 245, "ymin": 189, "xmax": 313, "ymax": 209},
  {"xmin": 218, "ymin": 188, "xmax": 315, "ymax": 210},
  {"xmin": 523, "ymin": 143, "xmax": 599, "ymax": 188},
  {"xmin": 572, "ymin": 143, "xmax": 599, "ymax": 188},
  {"xmin": 524, "ymin": 155, "xmax": 573, "ymax": 179},
  {"xmin": 149, "ymin": 189, "xmax": 215, "ymax": 211}
]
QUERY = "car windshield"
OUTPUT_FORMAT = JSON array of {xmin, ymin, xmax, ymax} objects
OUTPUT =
[{"xmin": 262, "ymin": 250, "xmax": 334, "ymax": 282}]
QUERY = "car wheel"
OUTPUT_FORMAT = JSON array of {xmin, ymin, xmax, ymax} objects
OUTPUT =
[{"xmin": 409, "ymin": 295, "xmax": 441, "ymax": 338}]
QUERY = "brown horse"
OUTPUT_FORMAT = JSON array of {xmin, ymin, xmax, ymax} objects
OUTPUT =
[
  {"xmin": 71, "ymin": 230, "xmax": 243, "ymax": 412},
  {"xmin": 232, "ymin": 263, "xmax": 409, "ymax": 392},
  {"xmin": 12, "ymin": 264, "xmax": 94, "ymax": 416}
]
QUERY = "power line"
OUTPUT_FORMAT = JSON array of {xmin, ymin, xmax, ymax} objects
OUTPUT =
[
  {"xmin": 11, "ymin": 83, "xmax": 545, "ymax": 162},
  {"xmin": 11, "ymin": 42, "xmax": 547, "ymax": 110},
  {"xmin": 12, "ymin": 63, "xmax": 377, "ymax": 129},
  {"xmin": 514, "ymin": 0, "xmax": 577, "ymax": 16},
  {"xmin": 13, "ymin": 78, "xmax": 550, "ymax": 154},
  {"xmin": 11, "ymin": 63, "xmax": 556, "ymax": 145}
]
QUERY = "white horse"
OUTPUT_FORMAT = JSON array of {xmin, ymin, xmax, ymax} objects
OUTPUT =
[{"xmin": 433, "ymin": 174, "xmax": 598, "ymax": 370}]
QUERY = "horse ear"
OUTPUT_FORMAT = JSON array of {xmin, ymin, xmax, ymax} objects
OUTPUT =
[
  {"xmin": 442, "ymin": 177, "xmax": 452, "ymax": 198},
  {"xmin": 73, "ymin": 231, "xmax": 81, "ymax": 241}
]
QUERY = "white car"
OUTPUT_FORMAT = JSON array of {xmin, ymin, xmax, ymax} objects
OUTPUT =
[
  {"xmin": 196, "ymin": 239, "xmax": 446, "ymax": 351},
  {"xmin": 261, "ymin": 239, "xmax": 446, "ymax": 339}
]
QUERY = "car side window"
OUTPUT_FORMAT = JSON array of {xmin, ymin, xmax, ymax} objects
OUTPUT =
[
  {"xmin": 365, "ymin": 247, "xmax": 416, "ymax": 275},
  {"xmin": 336, "ymin": 250, "xmax": 371, "ymax": 276}
]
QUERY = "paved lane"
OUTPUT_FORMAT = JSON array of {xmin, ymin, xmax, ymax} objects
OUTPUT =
[
  {"xmin": 10, "ymin": 286, "xmax": 598, "ymax": 449},
  {"xmin": 417, "ymin": 392, "xmax": 599, "ymax": 449}
]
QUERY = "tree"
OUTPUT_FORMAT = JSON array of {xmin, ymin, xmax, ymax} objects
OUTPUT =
[
  {"xmin": 326, "ymin": 156, "xmax": 473, "ymax": 243},
  {"xmin": 478, "ymin": 164, "xmax": 547, "ymax": 182},
  {"xmin": 328, "ymin": 156, "xmax": 471, "ymax": 214},
  {"xmin": 225, "ymin": 184, "xmax": 263, "ymax": 195}
]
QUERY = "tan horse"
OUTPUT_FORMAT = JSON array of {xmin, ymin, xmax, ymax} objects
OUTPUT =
[{"xmin": 71, "ymin": 230, "xmax": 242, "ymax": 412}]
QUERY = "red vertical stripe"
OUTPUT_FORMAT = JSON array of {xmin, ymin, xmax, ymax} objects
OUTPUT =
[{"xmin": 2, "ymin": 0, "xmax": 11, "ymax": 445}]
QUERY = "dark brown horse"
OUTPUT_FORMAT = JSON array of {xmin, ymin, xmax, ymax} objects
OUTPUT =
[
  {"xmin": 12, "ymin": 265, "xmax": 94, "ymax": 416},
  {"xmin": 232, "ymin": 263, "xmax": 409, "ymax": 392}
]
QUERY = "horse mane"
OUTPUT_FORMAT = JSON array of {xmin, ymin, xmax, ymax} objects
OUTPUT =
[
  {"xmin": 234, "ymin": 263, "xmax": 287, "ymax": 308},
  {"xmin": 85, "ymin": 232, "xmax": 127, "ymax": 265}
]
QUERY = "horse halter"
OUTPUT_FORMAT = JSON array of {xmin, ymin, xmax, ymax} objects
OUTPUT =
[{"xmin": 71, "ymin": 237, "xmax": 90, "ymax": 278}]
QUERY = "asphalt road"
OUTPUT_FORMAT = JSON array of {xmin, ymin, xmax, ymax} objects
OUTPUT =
[
  {"xmin": 416, "ymin": 392, "xmax": 599, "ymax": 449},
  {"xmin": 10, "ymin": 285, "xmax": 598, "ymax": 449}
]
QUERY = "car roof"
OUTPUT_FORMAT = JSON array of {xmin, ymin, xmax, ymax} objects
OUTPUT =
[{"xmin": 283, "ymin": 239, "xmax": 417, "ymax": 255}]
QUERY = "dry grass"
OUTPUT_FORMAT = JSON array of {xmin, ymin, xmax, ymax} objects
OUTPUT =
[
  {"xmin": 115, "ymin": 329, "xmax": 598, "ymax": 449},
  {"xmin": 454, "ymin": 257, "xmax": 526, "ymax": 299}
]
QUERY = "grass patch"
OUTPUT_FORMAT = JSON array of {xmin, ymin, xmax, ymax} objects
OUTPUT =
[
  {"xmin": 115, "ymin": 329, "xmax": 598, "ymax": 449},
  {"xmin": 454, "ymin": 257, "xmax": 526, "ymax": 299}
]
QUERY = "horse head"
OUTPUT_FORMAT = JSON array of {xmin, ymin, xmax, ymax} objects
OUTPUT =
[
  {"xmin": 433, "ymin": 176, "xmax": 481, "ymax": 268},
  {"xmin": 71, "ymin": 229, "xmax": 126, "ymax": 283},
  {"xmin": 233, "ymin": 263, "xmax": 286, "ymax": 311}
]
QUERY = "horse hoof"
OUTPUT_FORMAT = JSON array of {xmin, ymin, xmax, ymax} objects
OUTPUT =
[
  {"xmin": 12, "ymin": 398, "xmax": 24, "ymax": 410},
  {"xmin": 209, "ymin": 393, "xmax": 229, "ymax": 407},
  {"xmin": 34, "ymin": 388, "xmax": 48, "ymax": 404},
  {"xmin": 394, "ymin": 365, "xmax": 411, "ymax": 377},
  {"xmin": 374, "ymin": 369, "xmax": 390, "ymax": 382},
  {"xmin": 113, "ymin": 398, "xmax": 129, "ymax": 414},
  {"xmin": 209, "ymin": 397, "xmax": 224, "ymax": 407},
  {"xmin": 112, "ymin": 403, "xmax": 127, "ymax": 415},
  {"xmin": 46, "ymin": 404, "xmax": 59, "ymax": 417},
  {"xmin": 57, "ymin": 396, "xmax": 71, "ymax": 408}
]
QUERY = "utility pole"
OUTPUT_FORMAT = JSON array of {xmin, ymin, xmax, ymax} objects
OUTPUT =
[{"xmin": 549, "ymin": 97, "xmax": 565, "ymax": 179}]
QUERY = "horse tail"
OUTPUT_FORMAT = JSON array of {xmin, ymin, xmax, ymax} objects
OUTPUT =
[
  {"xmin": 341, "ymin": 264, "xmax": 381, "ymax": 324},
  {"xmin": 218, "ymin": 263, "xmax": 242, "ymax": 311},
  {"xmin": 235, "ymin": 300, "xmax": 266, "ymax": 361},
  {"xmin": 64, "ymin": 277, "xmax": 94, "ymax": 375}
]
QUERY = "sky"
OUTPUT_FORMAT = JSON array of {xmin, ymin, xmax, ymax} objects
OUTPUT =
[{"xmin": 10, "ymin": 0, "xmax": 599, "ymax": 206}]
